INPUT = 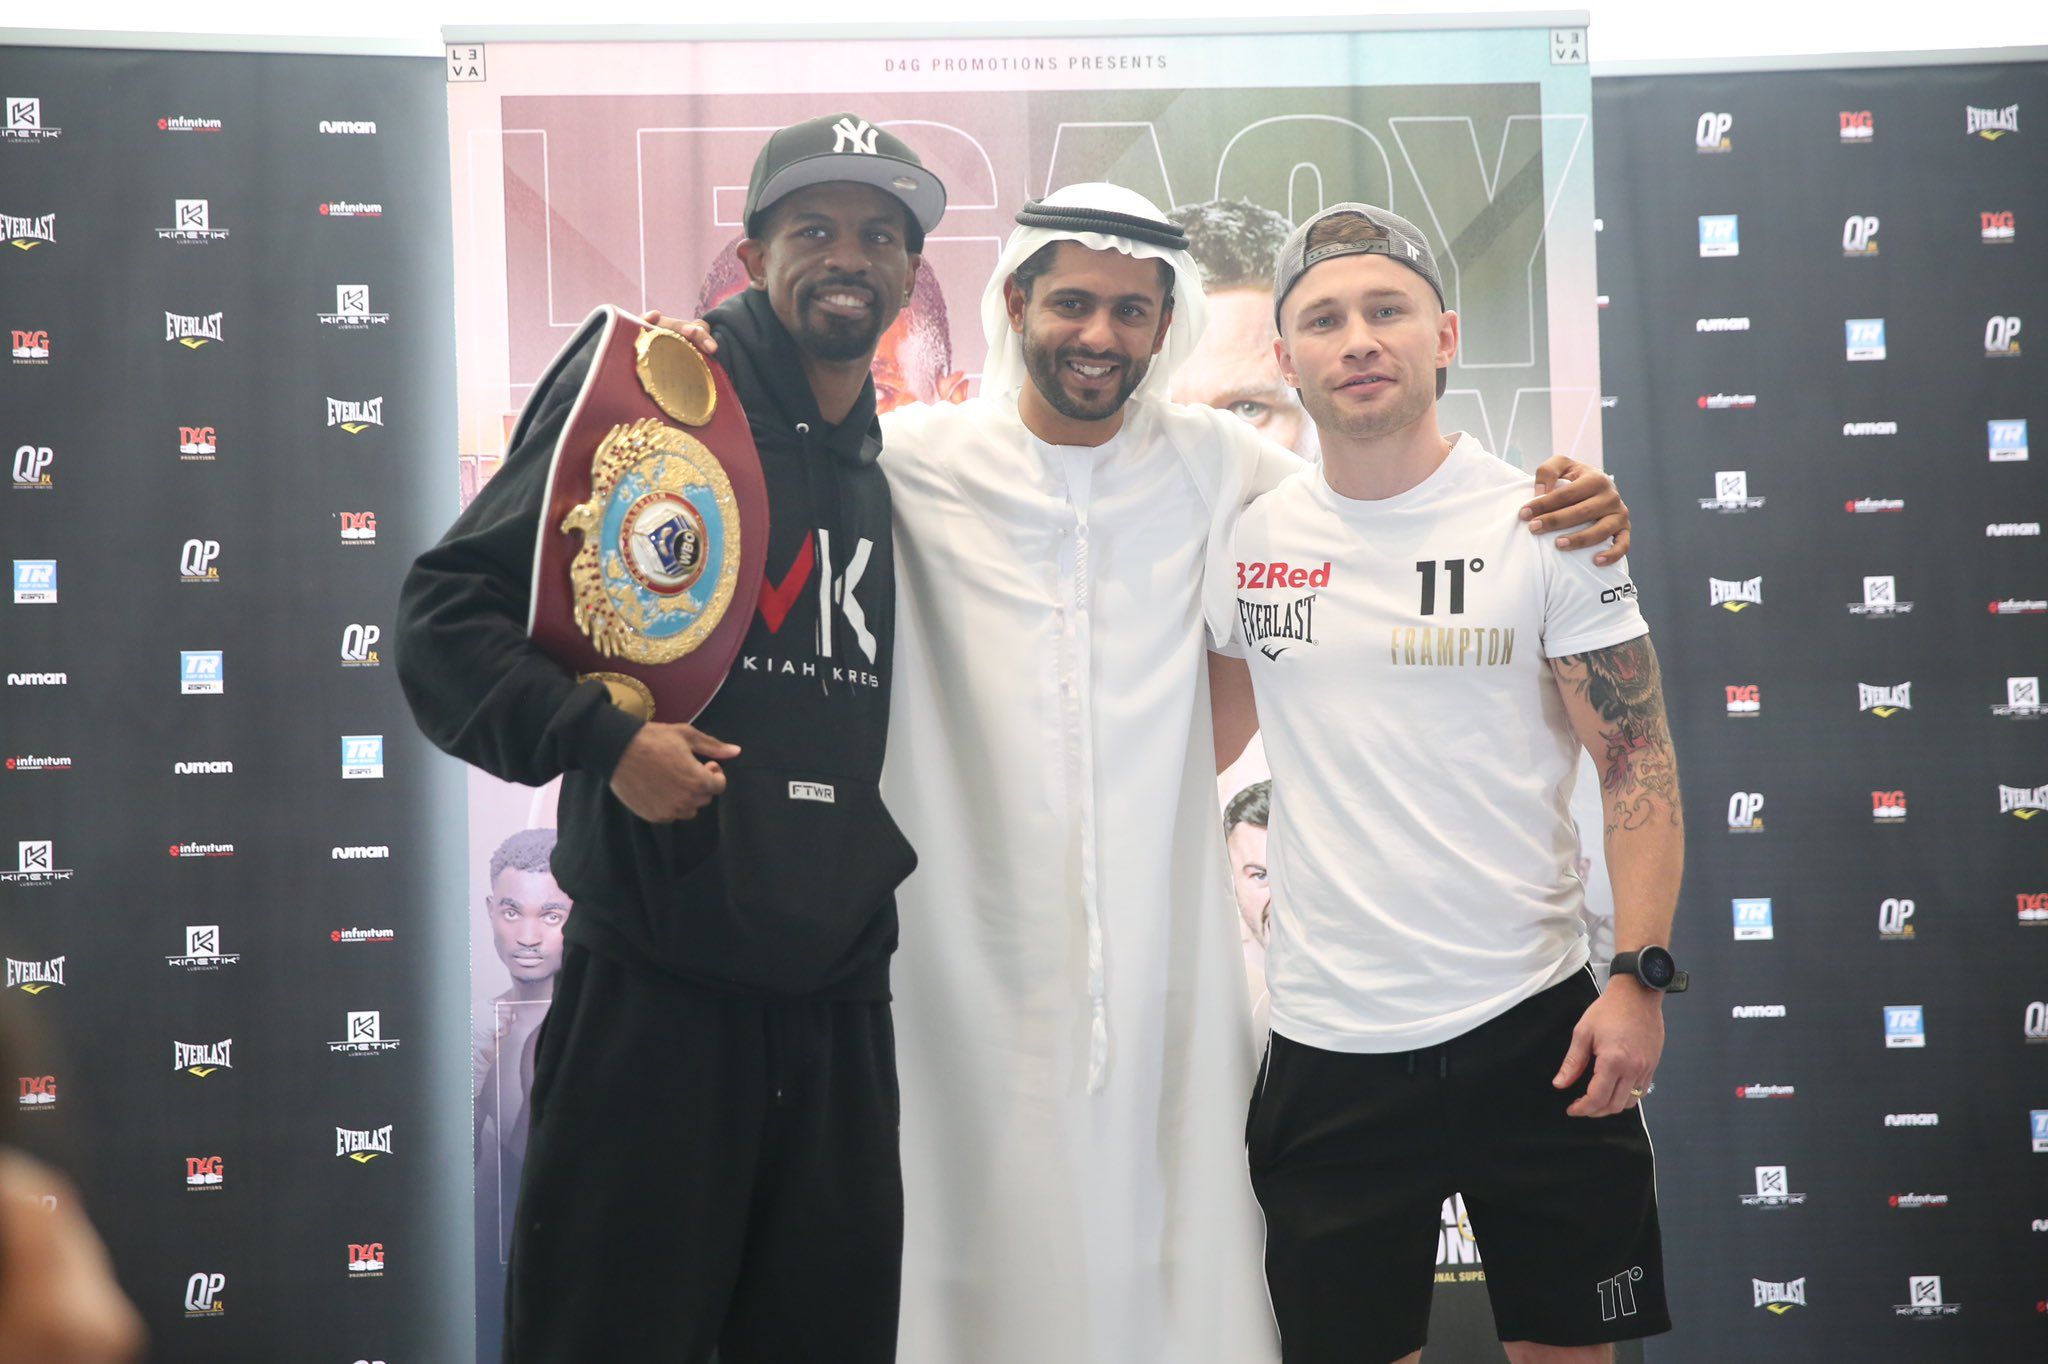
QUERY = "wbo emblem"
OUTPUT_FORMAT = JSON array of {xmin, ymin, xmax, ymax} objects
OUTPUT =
[
  {"xmin": 527, "ymin": 306, "xmax": 769, "ymax": 723},
  {"xmin": 560, "ymin": 416, "xmax": 740, "ymax": 665}
]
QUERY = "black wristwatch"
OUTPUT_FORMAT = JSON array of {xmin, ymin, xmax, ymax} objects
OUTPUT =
[{"xmin": 1609, "ymin": 946, "xmax": 1688, "ymax": 994}]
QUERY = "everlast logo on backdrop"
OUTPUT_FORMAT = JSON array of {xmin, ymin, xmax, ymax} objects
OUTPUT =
[
  {"xmin": 1710, "ymin": 577, "xmax": 1762, "ymax": 611},
  {"xmin": 1966, "ymin": 104, "xmax": 2020, "ymax": 139},
  {"xmin": 336, "ymin": 1125, "xmax": 394, "ymax": 1162},
  {"xmin": 1858, "ymin": 682, "xmax": 1911, "ymax": 717},
  {"xmin": 328, "ymin": 397, "xmax": 383, "ymax": 433},
  {"xmin": 1752, "ymin": 1279, "xmax": 1806, "ymax": 1312},
  {"xmin": 6, "ymin": 957, "xmax": 64, "ymax": 994},
  {"xmin": 1, "ymin": 213, "xmax": 55, "ymax": 249},
  {"xmin": 174, "ymin": 1040, "xmax": 232, "ymax": 1076},
  {"xmin": 2000, "ymin": 784, "xmax": 2048, "ymax": 818},
  {"xmin": 165, "ymin": 312, "xmax": 223, "ymax": 347}
]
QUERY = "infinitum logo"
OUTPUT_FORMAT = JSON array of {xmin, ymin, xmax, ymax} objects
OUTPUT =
[
  {"xmin": 1710, "ymin": 577, "xmax": 1762, "ymax": 611},
  {"xmin": 1991, "ymin": 599, "xmax": 2048, "ymax": 615},
  {"xmin": 1699, "ymin": 471, "xmax": 1764, "ymax": 512},
  {"xmin": 1697, "ymin": 393, "xmax": 1755, "ymax": 410},
  {"xmin": 1738, "ymin": 1084, "xmax": 1795, "ymax": 1099},
  {"xmin": 1847, "ymin": 498, "xmax": 1905, "ymax": 514},
  {"xmin": 319, "ymin": 200, "xmax": 384, "ymax": 218},
  {"xmin": 1859, "ymin": 682, "xmax": 1911, "ymax": 717},
  {"xmin": 167, "ymin": 842, "xmax": 235, "ymax": 859},
  {"xmin": 1889, "ymin": 1192, "xmax": 1949, "ymax": 1209},
  {"xmin": 331, "ymin": 926, "xmax": 396, "ymax": 944},
  {"xmin": 1967, "ymin": 104, "xmax": 2019, "ymax": 139},
  {"xmin": 157, "ymin": 115, "xmax": 222, "ymax": 133},
  {"xmin": 5, "ymin": 754, "xmax": 71, "ymax": 773}
]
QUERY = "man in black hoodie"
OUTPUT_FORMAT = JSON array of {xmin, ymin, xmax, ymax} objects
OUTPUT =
[{"xmin": 396, "ymin": 114, "xmax": 944, "ymax": 1363}]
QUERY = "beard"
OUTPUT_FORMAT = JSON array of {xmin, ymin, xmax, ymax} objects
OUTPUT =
[
  {"xmin": 1296, "ymin": 366, "xmax": 1436, "ymax": 444},
  {"xmin": 790, "ymin": 276, "xmax": 890, "ymax": 363},
  {"xmin": 1022, "ymin": 327, "xmax": 1152, "ymax": 423}
]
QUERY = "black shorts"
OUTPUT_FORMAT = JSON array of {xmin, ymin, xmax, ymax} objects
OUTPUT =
[{"xmin": 1247, "ymin": 969, "xmax": 1670, "ymax": 1362}]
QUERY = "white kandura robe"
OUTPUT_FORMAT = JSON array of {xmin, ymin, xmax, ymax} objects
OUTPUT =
[{"xmin": 878, "ymin": 391, "xmax": 1299, "ymax": 1364}]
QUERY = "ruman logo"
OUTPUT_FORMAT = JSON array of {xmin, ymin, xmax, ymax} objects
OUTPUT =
[
  {"xmin": 1885, "ymin": 1112, "xmax": 1938, "ymax": 1126},
  {"xmin": 319, "ymin": 120, "xmax": 377, "ymax": 135},
  {"xmin": 1843, "ymin": 420, "xmax": 1897, "ymax": 436},
  {"xmin": 1987, "ymin": 522, "xmax": 2041, "ymax": 537},
  {"xmin": 1695, "ymin": 316, "xmax": 1750, "ymax": 332},
  {"xmin": 331, "ymin": 846, "xmax": 391, "ymax": 860},
  {"xmin": 6, "ymin": 672, "xmax": 66, "ymax": 686},
  {"xmin": 1731, "ymin": 1004, "xmax": 1786, "ymax": 1019}
]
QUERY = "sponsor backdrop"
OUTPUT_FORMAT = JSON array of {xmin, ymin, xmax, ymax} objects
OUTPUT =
[
  {"xmin": 445, "ymin": 18, "xmax": 1600, "ymax": 1361},
  {"xmin": 0, "ymin": 36, "xmax": 470, "ymax": 1363},
  {"xmin": 1594, "ymin": 53, "xmax": 2048, "ymax": 1360}
]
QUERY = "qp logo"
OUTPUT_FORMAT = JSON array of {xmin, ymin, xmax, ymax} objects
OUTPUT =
[
  {"xmin": 1728, "ymin": 791, "xmax": 1765, "ymax": 832},
  {"xmin": 1698, "ymin": 215, "xmax": 1739, "ymax": 257},
  {"xmin": 178, "ymin": 538, "xmax": 221, "ymax": 582},
  {"xmin": 1986, "ymin": 315, "xmax": 2023, "ymax": 357},
  {"xmin": 11, "ymin": 445, "xmax": 51, "ymax": 487},
  {"xmin": 183, "ymin": 1271, "xmax": 225, "ymax": 1317},
  {"xmin": 340, "ymin": 623, "xmax": 381, "ymax": 666},
  {"xmin": 1884, "ymin": 1004, "xmax": 1926, "ymax": 1049},
  {"xmin": 1841, "ymin": 215, "xmax": 1879, "ymax": 256},
  {"xmin": 1878, "ymin": 898, "xmax": 1915, "ymax": 938},
  {"xmin": 1695, "ymin": 112, "xmax": 1732, "ymax": 153}
]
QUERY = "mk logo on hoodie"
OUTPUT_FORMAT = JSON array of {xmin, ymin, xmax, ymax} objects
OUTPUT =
[{"xmin": 749, "ymin": 529, "xmax": 880, "ymax": 686}]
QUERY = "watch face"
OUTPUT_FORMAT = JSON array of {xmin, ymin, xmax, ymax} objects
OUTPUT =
[{"xmin": 1640, "ymin": 947, "xmax": 1675, "ymax": 988}]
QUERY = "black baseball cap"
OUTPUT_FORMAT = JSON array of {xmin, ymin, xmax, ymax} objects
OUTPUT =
[{"xmin": 743, "ymin": 113, "xmax": 947, "ymax": 250}]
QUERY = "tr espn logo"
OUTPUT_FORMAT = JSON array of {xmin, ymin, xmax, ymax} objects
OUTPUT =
[
  {"xmin": 1845, "ymin": 318, "xmax": 1886, "ymax": 361},
  {"xmin": 12, "ymin": 559, "xmax": 55, "ymax": 603},
  {"xmin": 1989, "ymin": 420, "xmax": 2028, "ymax": 463},
  {"xmin": 341, "ymin": 735, "xmax": 384, "ymax": 780},
  {"xmin": 1732, "ymin": 897, "xmax": 1772, "ymax": 940},
  {"xmin": 1697, "ymin": 214, "xmax": 1738, "ymax": 258},
  {"xmin": 1884, "ymin": 1004, "xmax": 1926, "ymax": 1049},
  {"xmin": 11, "ymin": 443, "xmax": 52, "ymax": 490},
  {"xmin": 180, "ymin": 650, "xmax": 223, "ymax": 694}
]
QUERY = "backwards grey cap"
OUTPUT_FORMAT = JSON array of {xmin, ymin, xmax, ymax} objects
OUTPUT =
[{"xmin": 1272, "ymin": 203, "xmax": 1448, "ymax": 397}]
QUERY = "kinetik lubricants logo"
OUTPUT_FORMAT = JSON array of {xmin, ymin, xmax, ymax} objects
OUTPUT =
[{"xmin": 3, "ymin": 97, "xmax": 62, "ymax": 142}]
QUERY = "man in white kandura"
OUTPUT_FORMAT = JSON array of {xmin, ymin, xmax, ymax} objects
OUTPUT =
[{"xmin": 675, "ymin": 180, "xmax": 1630, "ymax": 1364}]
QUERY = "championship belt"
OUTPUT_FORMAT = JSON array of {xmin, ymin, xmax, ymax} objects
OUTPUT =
[{"xmin": 526, "ymin": 305, "xmax": 768, "ymax": 723}]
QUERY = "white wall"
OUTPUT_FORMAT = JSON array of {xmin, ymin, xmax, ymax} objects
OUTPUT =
[{"xmin": 10, "ymin": 0, "xmax": 2047, "ymax": 67}]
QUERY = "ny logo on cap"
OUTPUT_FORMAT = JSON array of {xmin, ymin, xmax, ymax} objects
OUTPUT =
[{"xmin": 833, "ymin": 117, "xmax": 878, "ymax": 155}]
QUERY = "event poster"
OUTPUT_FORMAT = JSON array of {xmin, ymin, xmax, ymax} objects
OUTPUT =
[{"xmin": 446, "ymin": 23, "xmax": 1597, "ymax": 1358}]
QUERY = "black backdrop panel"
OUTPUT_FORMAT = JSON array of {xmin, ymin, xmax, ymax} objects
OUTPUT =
[
  {"xmin": 0, "ymin": 41, "xmax": 469, "ymax": 1363},
  {"xmin": 1594, "ymin": 59, "xmax": 2048, "ymax": 1363}
]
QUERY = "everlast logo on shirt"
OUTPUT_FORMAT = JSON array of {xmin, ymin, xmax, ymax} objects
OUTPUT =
[{"xmin": 1237, "ymin": 594, "xmax": 1318, "ymax": 660}]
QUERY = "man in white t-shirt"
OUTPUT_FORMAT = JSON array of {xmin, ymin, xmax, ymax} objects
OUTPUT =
[{"xmin": 1228, "ymin": 204, "xmax": 1686, "ymax": 1364}]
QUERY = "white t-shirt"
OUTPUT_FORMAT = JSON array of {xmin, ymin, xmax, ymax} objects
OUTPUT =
[{"xmin": 1227, "ymin": 434, "xmax": 1648, "ymax": 1052}]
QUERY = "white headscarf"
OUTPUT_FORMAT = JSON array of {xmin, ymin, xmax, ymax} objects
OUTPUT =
[{"xmin": 978, "ymin": 182, "xmax": 1209, "ymax": 404}]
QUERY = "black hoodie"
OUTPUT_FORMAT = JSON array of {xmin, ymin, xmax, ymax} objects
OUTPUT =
[{"xmin": 396, "ymin": 288, "xmax": 915, "ymax": 999}]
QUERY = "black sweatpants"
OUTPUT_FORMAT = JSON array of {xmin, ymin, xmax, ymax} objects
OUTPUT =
[{"xmin": 504, "ymin": 941, "xmax": 903, "ymax": 1363}]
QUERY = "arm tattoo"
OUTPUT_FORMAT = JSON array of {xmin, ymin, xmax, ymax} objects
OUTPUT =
[{"xmin": 1555, "ymin": 635, "xmax": 1682, "ymax": 834}]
